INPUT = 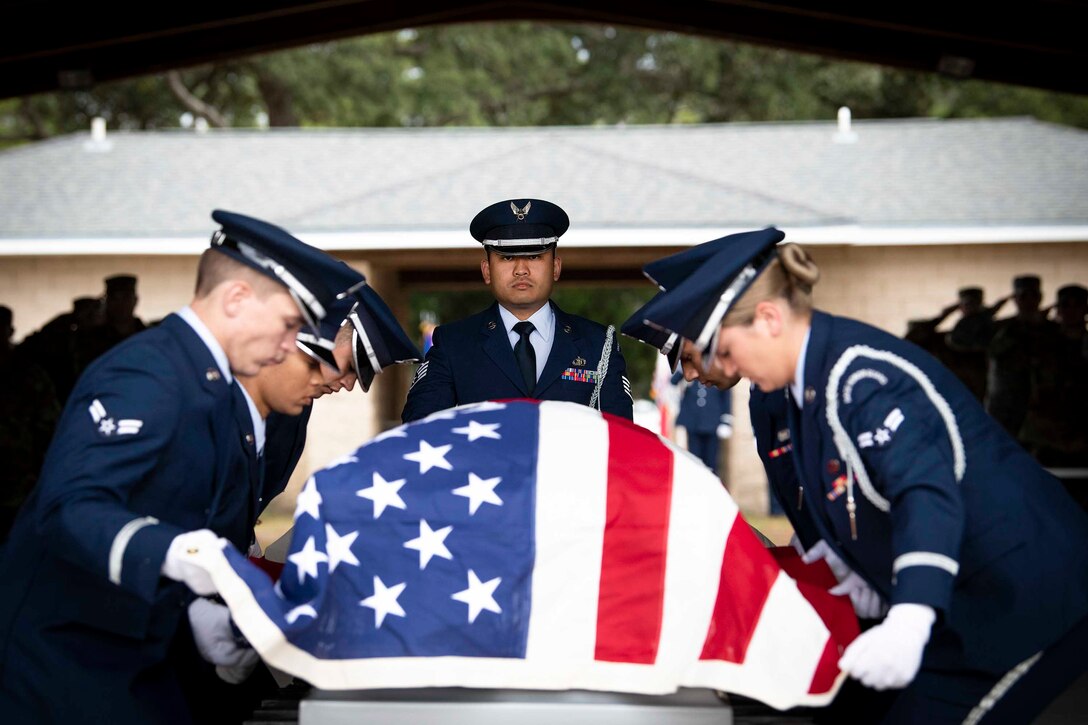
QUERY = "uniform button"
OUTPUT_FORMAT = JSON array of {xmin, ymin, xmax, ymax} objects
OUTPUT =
[
  {"xmin": 696, "ymin": 398, "xmax": 707, "ymax": 407},
  {"xmin": 256, "ymin": 517, "xmax": 262, "ymax": 525},
  {"xmin": 245, "ymin": 434, "xmax": 255, "ymax": 445},
  {"xmin": 804, "ymin": 386, "xmax": 816, "ymax": 404}
]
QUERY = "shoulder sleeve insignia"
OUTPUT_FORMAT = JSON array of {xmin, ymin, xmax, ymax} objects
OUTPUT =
[{"xmin": 89, "ymin": 399, "xmax": 143, "ymax": 437}]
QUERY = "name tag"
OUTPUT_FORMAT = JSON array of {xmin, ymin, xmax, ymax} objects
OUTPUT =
[{"xmin": 562, "ymin": 368, "xmax": 597, "ymax": 383}]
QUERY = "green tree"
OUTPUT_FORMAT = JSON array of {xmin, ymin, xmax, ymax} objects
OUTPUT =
[{"xmin": 4, "ymin": 22, "xmax": 1088, "ymax": 144}]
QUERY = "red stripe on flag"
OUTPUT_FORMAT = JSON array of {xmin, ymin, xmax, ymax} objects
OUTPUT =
[
  {"xmin": 808, "ymin": 637, "xmax": 842, "ymax": 695},
  {"xmin": 699, "ymin": 518, "xmax": 780, "ymax": 662},
  {"xmin": 595, "ymin": 419, "xmax": 673, "ymax": 663},
  {"xmin": 769, "ymin": 547, "xmax": 859, "ymax": 694}
]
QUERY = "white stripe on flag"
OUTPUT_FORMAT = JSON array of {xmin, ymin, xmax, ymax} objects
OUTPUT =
[
  {"xmin": 739, "ymin": 573, "xmax": 832, "ymax": 708},
  {"xmin": 525, "ymin": 402, "xmax": 609, "ymax": 666},
  {"xmin": 684, "ymin": 571, "xmax": 836, "ymax": 710},
  {"xmin": 657, "ymin": 441, "xmax": 734, "ymax": 673}
]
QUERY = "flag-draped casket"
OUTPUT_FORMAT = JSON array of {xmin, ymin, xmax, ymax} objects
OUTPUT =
[{"xmin": 199, "ymin": 400, "xmax": 856, "ymax": 710}]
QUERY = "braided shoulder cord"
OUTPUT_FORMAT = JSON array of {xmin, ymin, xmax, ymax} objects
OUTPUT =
[{"xmin": 589, "ymin": 325, "xmax": 615, "ymax": 411}]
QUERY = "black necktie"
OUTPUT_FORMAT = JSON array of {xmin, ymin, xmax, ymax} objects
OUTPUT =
[{"xmin": 513, "ymin": 321, "xmax": 537, "ymax": 392}]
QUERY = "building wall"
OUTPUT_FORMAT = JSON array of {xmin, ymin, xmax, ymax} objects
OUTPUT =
[{"xmin": 2, "ymin": 241, "xmax": 1086, "ymax": 530}]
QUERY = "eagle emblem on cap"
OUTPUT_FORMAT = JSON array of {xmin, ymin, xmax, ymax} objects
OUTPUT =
[{"xmin": 510, "ymin": 201, "xmax": 531, "ymax": 220}]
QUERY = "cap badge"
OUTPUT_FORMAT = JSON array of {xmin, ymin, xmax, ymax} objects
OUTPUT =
[
  {"xmin": 572, "ymin": 356, "xmax": 586, "ymax": 367},
  {"xmin": 205, "ymin": 368, "xmax": 221, "ymax": 382},
  {"xmin": 510, "ymin": 201, "xmax": 531, "ymax": 220}
]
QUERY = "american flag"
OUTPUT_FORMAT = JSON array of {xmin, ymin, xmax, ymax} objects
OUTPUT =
[{"xmin": 206, "ymin": 400, "xmax": 856, "ymax": 710}]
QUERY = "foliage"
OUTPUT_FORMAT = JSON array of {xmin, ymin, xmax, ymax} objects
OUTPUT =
[{"xmin": 4, "ymin": 22, "xmax": 1088, "ymax": 142}]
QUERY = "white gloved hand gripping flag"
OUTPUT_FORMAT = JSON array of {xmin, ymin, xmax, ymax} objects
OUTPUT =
[{"xmin": 191, "ymin": 400, "xmax": 857, "ymax": 710}]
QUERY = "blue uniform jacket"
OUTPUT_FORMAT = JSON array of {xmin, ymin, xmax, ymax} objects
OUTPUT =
[
  {"xmin": 262, "ymin": 407, "xmax": 311, "ymax": 507},
  {"xmin": 783, "ymin": 311, "xmax": 1088, "ymax": 675},
  {"xmin": 402, "ymin": 302, "xmax": 633, "ymax": 422},
  {"xmin": 749, "ymin": 386, "xmax": 822, "ymax": 549},
  {"xmin": 0, "ymin": 314, "xmax": 257, "ymax": 723},
  {"xmin": 674, "ymin": 379, "xmax": 732, "ymax": 434}
]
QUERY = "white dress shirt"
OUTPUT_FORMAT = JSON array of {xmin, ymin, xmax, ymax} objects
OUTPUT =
[{"xmin": 498, "ymin": 303, "xmax": 555, "ymax": 383}]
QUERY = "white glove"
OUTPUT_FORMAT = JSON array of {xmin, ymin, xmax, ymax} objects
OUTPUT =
[
  {"xmin": 830, "ymin": 573, "xmax": 890, "ymax": 619},
  {"xmin": 188, "ymin": 598, "xmax": 260, "ymax": 670},
  {"xmin": 789, "ymin": 533, "xmax": 806, "ymax": 556},
  {"xmin": 716, "ymin": 424, "xmax": 733, "ymax": 440},
  {"xmin": 801, "ymin": 539, "xmax": 851, "ymax": 581},
  {"xmin": 839, "ymin": 603, "xmax": 935, "ymax": 690},
  {"xmin": 216, "ymin": 661, "xmax": 260, "ymax": 685},
  {"xmin": 802, "ymin": 540, "xmax": 887, "ymax": 618},
  {"xmin": 162, "ymin": 529, "xmax": 226, "ymax": 596}
]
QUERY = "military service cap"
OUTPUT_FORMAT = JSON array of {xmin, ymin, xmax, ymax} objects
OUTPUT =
[
  {"xmin": 623, "ymin": 229, "xmax": 785, "ymax": 373},
  {"xmin": 957, "ymin": 287, "xmax": 983, "ymax": 303},
  {"xmin": 630, "ymin": 228, "xmax": 783, "ymax": 370},
  {"xmin": 1013, "ymin": 275, "xmax": 1041, "ymax": 292},
  {"xmin": 104, "ymin": 274, "xmax": 137, "ymax": 293},
  {"xmin": 620, "ymin": 293, "xmax": 684, "ymax": 373},
  {"xmin": 210, "ymin": 210, "xmax": 346, "ymax": 335},
  {"xmin": 643, "ymin": 228, "xmax": 785, "ymax": 291},
  {"xmin": 285, "ymin": 252, "xmax": 421, "ymax": 388},
  {"xmin": 469, "ymin": 198, "xmax": 569, "ymax": 257},
  {"xmin": 294, "ymin": 261, "xmax": 367, "ymax": 373},
  {"xmin": 345, "ymin": 286, "xmax": 422, "ymax": 392},
  {"xmin": 1058, "ymin": 284, "xmax": 1088, "ymax": 306}
]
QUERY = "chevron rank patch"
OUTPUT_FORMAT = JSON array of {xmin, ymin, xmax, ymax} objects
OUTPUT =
[
  {"xmin": 88, "ymin": 398, "xmax": 143, "ymax": 437},
  {"xmin": 857, "ymin": 408, "xmax": 906, "ymax": 449},
  {"xmin": 409, "ymin": 362, "xmax": 429, "ymax": 390}
]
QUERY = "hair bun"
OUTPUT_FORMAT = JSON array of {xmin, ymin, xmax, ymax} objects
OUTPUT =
[{"xmin": 779, "ymin": 243, "xmax": 820, "ymax": 291}]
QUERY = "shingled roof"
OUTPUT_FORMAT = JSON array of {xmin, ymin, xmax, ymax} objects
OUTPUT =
[{"xmin": 2, "ymin": 116, "xmax": 1086, "ymax": 252}]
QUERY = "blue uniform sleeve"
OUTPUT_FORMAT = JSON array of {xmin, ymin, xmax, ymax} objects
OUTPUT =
[
  {"xmin": 599, "ymin": 334, "xmax": 634, "ymax": 420},
  {"xmin": 833, "ymin": 357, "xmax": 965, "ymax": 614},
  {"xmin": 33, "ymin": 351, "xmax": 187, "ymax": 604},
  {"xmin": 401, "ymin": 325, "xmax": 457, "ymax": 422}
]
